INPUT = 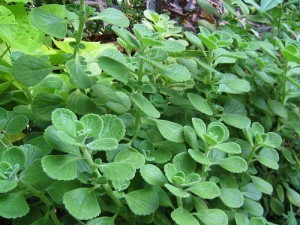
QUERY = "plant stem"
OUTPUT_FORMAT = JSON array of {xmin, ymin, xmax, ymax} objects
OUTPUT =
[
  {"xmin": 201, "ymin": 143, "xmax": 210, "ymax": 173},
  {"xmin": 176, "ymin": 196, "xmax": 183, "ymax": 208},
  {"xmin": 19, "ymin": 182, "xmax": 61, "ymax": 225},
  {"xmin": 206, "ymin": 50, "xmax": 214, "ymax": 84},
  {"xmin": 81, "ymin": 146, "xmax": 123, "ymax": 208},
  {"xmin": 73, "ymin": 0, "xmax": 86, "ymax": 59},
  {"xmin": 247, "ymin": 145, "xmax": 258, "ymax": 164},
  {"xmin": 277, "ymin": 3, "xmax": 283, "ymax": 38}
]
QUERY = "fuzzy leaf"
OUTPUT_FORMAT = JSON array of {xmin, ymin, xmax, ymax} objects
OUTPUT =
[
  {"xmin": 140, "ymin": 164, "xmax": 168, "ymax": 186},
  {"xmin": 131, "ymin": 93, "xmax": 160, "ymax": 118},
  {"xmin": 251, "ymin": 176, "xmax": 273, "ymax": 195},
  {"xmin": 221, "ymin": 114, "xmax": 251, "ymax": 129},
  {"xmin": 286, "ymin": 186, "xmax": 300, "ymax": 207},
  {"xmin": 41, "ymin": 155, "xmax": 77, "ymax": 180},
  {"xmin": 80, "ymin": 114, "xmax": 103, "ymax": 138},
  {"xmin": 165, "ymin": 184, "xmax": 190, "ymax": 198},
  {"xmin": 171, "ymin": 207, "xmax": 199, "ymax": 225},
  {"xmin": 156, "ymin": 119, "xmax": 184, "ymax": 143},
  {"xmin": 188, "ymin": 182, "xmax": 220, "ymax": 199},
  {"xmin": 63, "ymin": 188, "xmax": 100, "ymax": 220},
  {"xmin": 66, "ymin": 59, "xmax": 91, "ymax": 89},
  {"xmin": 51, "ymin": 108, "xmax": 77, "ymax": 136},
  {"xmin": 192, "ymin": 118, "xmax": 206, "ymax": 138},
  {"xmin": 125, "ymin": 188, "xmax": 159, "ymax": 215},
  {"xmin": 87, "ymin": 138, "xmax": 118, "ymax": 151},
  {"xmin": 243, "ymin": 198, "xmax": 264, "ymax": 216},
  {"xmin": 163, "ymin": 64, "xmax": 191, "ymax": 82},
  {"xmin": 0, "ymin": 180, "xmax": 17, "ymax": 193},
  {"xmin": 114, "ymin": 148, "xmax": 145, "ymax": 169},
  {"xmin": 219, "ymin": 188, "xmax": 244, "ymax": 208},
  {"xmin": 188, "ymin": 149, "xmax": 212, "ymax": 165},
  {"xmin": 5, "ymin": 115, "xmax": 28, "ymax": 135},
  {"xmin": 216, "ymin": 156, "xmax": 248, "ymax": 173},
  {"xmin": 0, "ymin": 193, "xmax": 29, "ymax": 219},
  {"xmin": 196, "ymin": 209, "xmax": 228, "ymax": 225},
  {"xmin": 1, "ymin": 147, "xmax": 26, "ymax": 169},
  {"xmin": 99, "ymin": 114, "xmax": 125, "ymax": 141},
  {"xmin": 102, "ymin": 162, "xmax": 135, "ymax": 181},
  {"xmin": 215, "ymin": 142, "xmax": 241, "ymax": 154},
  {"xmin": 188, "ymin": 93, "xmax": 213, "ymax": 115}
]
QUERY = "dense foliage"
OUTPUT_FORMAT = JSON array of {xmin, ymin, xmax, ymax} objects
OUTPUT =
[{"xmin": 0, "ymin": 0, "xmax": 299, "ymax": 224}]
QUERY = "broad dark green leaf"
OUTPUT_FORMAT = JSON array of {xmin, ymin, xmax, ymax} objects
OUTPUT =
[
  {"xmin": 12, "ymin": 55, "xmax": 54, "ymax": 87},
  {"xmin": 131, "ymin": 93, "xmax": 160, "ymax": 118},
  {"xmin": 188, "ymin": 93, "xmax": 213, "ymax": 115},
  {"xmin": 1, "ymin": 146, "xmax": 26, "ymax": 169},
  {"xmin": 66, "ymin": 59, "xmax": 91, "ymax": 89},
  {"xmin": 63, "ymin": 188, "xmax": 100, "ymax": 220},
  {"xmin": 125, "ymin": 188, "xmax": 159, "ymax": 215},
  {"xmin": 0, "ymin": 193, "xmax": 29, "ymax": 219},
  {"xmin": 5, "ymin": 115, "xmax": 28, "ymax": 135},
  {"xmin": 0, "ymin": 180, "xmax": 17, "ymax": 193}
]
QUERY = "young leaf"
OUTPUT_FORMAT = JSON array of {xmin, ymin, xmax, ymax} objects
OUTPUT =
[
  {"xmin": 91, "ymin": 8, "xmax": 129, "ymax": 27},
  {"xmin": 87, "ymin": 138, "xmax": 118, "ymax": 151},
  {"xmin": 219, "ymin": 188, "xmax": 244, "ymax": 208},
  {"xmin": 164, "ymin": 184, "xmax": 190, "ymax": 198},
  {"xmin": 1, "ymin": 147, "xmax": 26, "ymax": 169},
  {"xmin": 66, "ymin": 59, "xmax": 91, "ymax": 89},
  {"xmin": 41, "ymin": 155, "xmax": 77, "ymax": 180},
  {"xmin": 207, "ymin": 122, "xmax": 229, "ymax": 143},
  {"xmin": 171, "ymin": 207, "xmax": 199, "ymax": 225},
  {"xmin": 12, "ymin": 55, "xmax": 54, "ymax": 87},
  {"xmin": 114, "ymin": 148, "xmax": 145, "ymax": 169},
  {"xmin": 188, "ymin": 93, "xmax": 213, "ymax": 115},
  {"xmin": 131, "ymin": 93, "xmax": 160, "ymax": 118},
  {"xmin": 140, "ymin": 164, "xmax": 168, "ymax": 186},
  {"xmin": 80, "ymin": 114, "xmax": 103, "ymax": 138},
  {"xmin": 63, "ymin": 188, "xmax": 100, "ymax": 220},
  {"xmin": 30, "ymin": 8, "xmax": 67, "ymax": 38},
  {"xmin": 188, "ymin": 149, "xmax": 212, "ymax": 165},
  {"xmin": 125, "ymin": 188, "xmax": 159, "ymax": 215},
  {"xmin": 173, "ymin": 152, "xmax": 196, "ymax": 175},
  {"xmin": 102, "ymin": 162, "xmax": 135, "ymax": 181},
  {"xmin": 187, "ymin": 182, "xmax": 220, "ymax": 199},
  {"xmin": 156, "ymin": 119, "xmax": 184, "ymax": 143},
  {"xmin": 192, "ymin": 118, "xmax": 206, "ymax": 138},
  {"xmin": 5, "ymin": 115, "xmax": 28, "ymax": 135},
  {"xmin": 215, "ymin": 156, "xmax": 248, "ymax": 173},
  {"xmin": 0, "ymin": 193, "xmax": 29, "ymax": 219},
  {"xmin": 214, "ymin": 142, "xmax": 241, "ymax": 154},
  {"xmin": 250, "ymin": 176, "xmax": 273, "ymax": 195},
  {"xmin": 196, "ymin": 209, "xmax": 228, "ymax": 225},
  {"xmin": 99, "ymin": 115, "xmax": 126, "ymax": 141}
]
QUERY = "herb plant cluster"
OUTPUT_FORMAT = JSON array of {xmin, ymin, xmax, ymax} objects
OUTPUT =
[{"xmin": 0, "ymin": 0, "xmax": 299, "ymax": 225}]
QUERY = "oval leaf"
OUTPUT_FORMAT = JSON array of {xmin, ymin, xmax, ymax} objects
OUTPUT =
[{"xmin": 131, "ymin": 93, "xmax": 160, "ymax": 118}]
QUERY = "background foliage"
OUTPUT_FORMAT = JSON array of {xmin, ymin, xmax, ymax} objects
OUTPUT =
[{"xmin": 0, "ymin": 0, "xmax": 299, "ymax": 224}]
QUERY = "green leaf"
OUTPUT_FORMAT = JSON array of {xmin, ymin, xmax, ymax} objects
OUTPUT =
[
  {"xmin": 243, "ymin": 198, "xmax": 264, "ymax": 216},
  {"xmin": 5, "ymin": 115, "xmax": 28, "ymax": 135},
  {"xmin": 270, "ymin": 197, "xmax": 284, "ymax": 215},
  {"xmin": 198, "ymin": 33, "xmax": 217, "ymax": 50},
  {"xmin": 188, "ymin": 149, "xmax": 212, "ymax": 165},
  {"xmin": 51, "ymin": 108, "xmax": 77, "ymax": 136},
  {"xmin": 90, "ymin": 8, "xmax": 129, "ymax": 27},
  {"xmin": 183, "ymin": 126, "xmax": 199, "ymax": 150},
  {"xmin": 30, "ymin": 8, "xmax": 67, "ymax": 38},
  {"xmin": 162, "ymin": 64, "xmax": 191, "ymax": 82},
  {"xmin": 32, "ymin": 93, "xmax": 65, "ymax": 121},
  {"xmin": 215, "ymin": 142, "xmax": 241, "ymax": 154},
  {"xmin": 173, "ymin": 152, "xmax": 196, "ymax": 174},
  {"xmin": 0, "ymin": 6, "xmax": 15, "ymax": 24},
  {"xmin": 87, "ymin": 217, "xmax": 115, "ymax": 225},
  {"xmin": 114, "ymin": 148, "xmax": 145, "ymax": 169},
  {"xmin": 125, "ymin": 188, "xmax": 159, "ymax": 215},
  {"xmin": 188, "ymin": 93, "xmax": 213, "ymax": 115},
  {"xmin": 87, "ymin": 138, "xmax": 118, "ymax": 151},
  {"xmin": 102, "ymin": 162, "xmax": 135, "ymax": 181},
  {"xmin": 66, "ymin": 59, "xmax": 91, "ymax": 89},
  {"xmin": 219, "ymin": 188, "xmax": 244, "ymax": 208},
  {"xmin": 197, "ymin": 0, "xmax": 220, "ymax": 15},
  {"xmin": 221, "ymin": 114, "xmax": 251, "ymax": 129},
  {"xmin": 67, "ymin": 90, "xmax": 97, "ymax": 115},
  {"xmin": 1, "ymin": 146, "xmax": 26, "ymax": 169},
  {"xmin": 188, "ymin": 182, "xmax": 220, "ymax": 199},
  {"xmin": 286, "ymin": 186, "xmax": 300, "ymax": 207},
  {"xmin": 63, "ymin": 188, "xmax": 100, "ymax": 220},
  {"xmin": 41, "ymin": 155, "xmax": 77, "ymax": 180},
  {"xmin": 218, "ymin": 77, "xmax": 251, "ymax": 94},
  {"xmin": 215, "ymin": 156, "xmax": 248, "ymax": 173},
  {"xmin": 19, "ymin": 144, "xmax": 43, "ymax": 167},
  {"xmin": 256, "ymin": 156, "xmax": 279, "ymax": 170},
  {"xmin": 0, "ymin": 193, "xmax": 29, "ymax": 219},
  {"xmin": 80, "ymin": 114, "xmax": 103, "ymax": 138},
  {"xmin": 0, "ymin": 180, "xmax": 17, "ymax": 193},
  {"xmin": 249, "ymin": 217, "xmax": 265, "ymax": 225},
  {"xmin": 185, "ymin": 31, "xmax": 205, "ymax": 52},
  {"xmin": 140, "ymin": 164, "xmax": 168, "ymax": 186},
  {"xmin": 20, "ymin": 160, "xmax": 50, "ymax": 186},
  {"xmin": 46, "ymin": 180, "xmax": 81, "ymax": 204},
  {"xmin": 99, "ymin": 114, "xmax": 125, "ymax": 141},
  {"xmin": 164, "ymin": 183, "xmax": 190, "ymax": 198},
  {"xmin": 12, "ymin": 55, "xmax": 54, "ymax": 86},
  {"xmin": 131, "ymin": 93, "xmax": 160, "ymax": 118},
  {"xmin": 156, "ymin": 120, "xmax": 184, "ymax": 143},
  {"xmin": 171, "ymin": 208, "xmax": 199, "ymax": 225},
  {"xmin": 267, "ymin": 99, "xmax": 287, "ymax": 118},
  {"xmin": 250, "ymin": 176, "xmax": 273, "ymax": 195},
  {"xmin": 260, "ymin": 0, "xmax": 283, "ymax": 12},
  {"xmin": 207, "ymin": 122, "xmax": 229, "ymax": 143},
  {"xmin": 235, "ymin": 213, "xmax": 249, "ymax": 225},
  {"xmin": 196, "ymin": 209, "xmax": 228, "ymax": 225},
  {"xmin": 192, "ymin": 118, "xmax": 206, "ymax": 138}
]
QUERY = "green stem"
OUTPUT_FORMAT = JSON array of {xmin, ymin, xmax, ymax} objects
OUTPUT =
[
  {"xmin": 201, "ymin": 143, "xmax": 210, "ymax": 173},
  {"xmin": 176, "ymin": 196, "xmax": 183, "ymax": 208},
  {"xmin": 206, "ymin": 50, "xmax": 213, "ymax": 84},
  {"xmin": 247, "ymin": 145, "xmax": 258, "ymax": 164},
  {"xmin": 281, "ymin": 64, "xmax": 289, "ymax": 105},
  {"xmin": 19, "ymin": 182, "xmax": 61, "ymax": 225},
  {"xmin": 81, "ymin": 146, "xmax": 123, "ymax": 208},
  {"xmin": 277, "ymin": 4, "xmax": 283, "ymax": 38},
  {"xmin": 73, "ymin": 0, "xmax": 86, "ymax": 59}
]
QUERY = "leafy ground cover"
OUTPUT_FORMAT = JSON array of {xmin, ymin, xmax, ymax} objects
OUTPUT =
[{"xmin": 0, "ymin": 0, "xmax": 299, "ymax": 224}]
